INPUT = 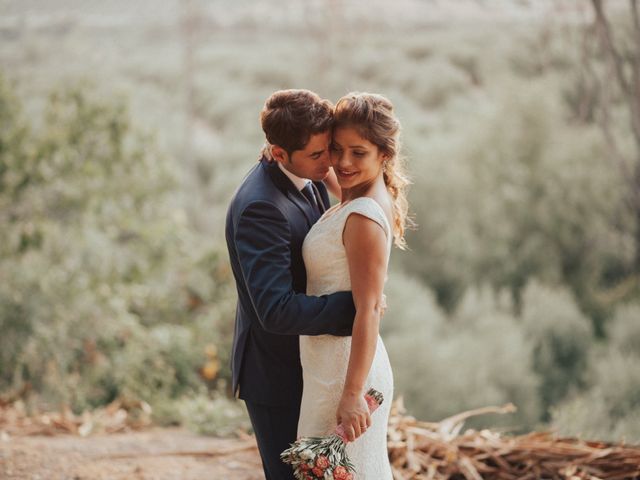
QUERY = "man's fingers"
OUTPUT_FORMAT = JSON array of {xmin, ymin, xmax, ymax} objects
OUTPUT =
[{"xmin": 380, "ymin": 293, "xmax": 388, "ymax": 316}]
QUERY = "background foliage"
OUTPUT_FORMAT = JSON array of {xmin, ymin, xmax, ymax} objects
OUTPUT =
[{"xmin": 1, "ymin": 0, "xmax": 638, "ymax": 442}]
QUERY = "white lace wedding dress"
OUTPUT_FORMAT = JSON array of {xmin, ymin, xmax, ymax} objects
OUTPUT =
[{"xmin": 298, "ymin": 196, "xmax": 394, "ymax": 479}]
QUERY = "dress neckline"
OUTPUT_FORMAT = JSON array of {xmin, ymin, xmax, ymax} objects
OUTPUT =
[
  {"xmin": 316, "ymin": 199, "xmax": 354, "ymax": 224},
  {"xmin": 316, "ymin": 196, "xmax": 391, "ymax": 233}
]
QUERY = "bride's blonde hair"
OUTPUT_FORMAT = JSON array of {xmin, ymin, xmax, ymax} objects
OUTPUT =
[{"xmin": 333, "ymin": 92, "xmax": 412, "ymax": 249}]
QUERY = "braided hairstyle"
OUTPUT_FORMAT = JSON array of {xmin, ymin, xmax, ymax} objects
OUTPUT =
[{"xmin": 334, "ymin": 92, "xmax": 412, "ymax": 249}]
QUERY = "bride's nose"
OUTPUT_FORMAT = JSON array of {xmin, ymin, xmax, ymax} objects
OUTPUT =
[{"xmin": 332, "ymin": 150, "xmax": 349, "ymax": 167}]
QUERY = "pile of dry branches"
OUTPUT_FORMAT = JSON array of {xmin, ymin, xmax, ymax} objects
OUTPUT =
[
  {"xmin": 387, "ymin": 398, "xmax": 640, "ymax": 480},
  {"xmin": 3, "ymin": 397, "xmax": 640, "ymax": 479},
  {"xmin": 0, "ymin": 398, "xmax": 152, "ymax": 437}
]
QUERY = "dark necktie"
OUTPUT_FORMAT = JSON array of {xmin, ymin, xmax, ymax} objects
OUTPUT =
[{"xmin": 301, "ymin": 182, "xmax": 322, "ymax": 215}]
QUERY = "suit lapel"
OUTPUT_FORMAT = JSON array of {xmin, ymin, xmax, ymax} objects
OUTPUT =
[
  {"xmin": 313, "ymin": 181, "xmax": 330, "ymax": 212},
  {"xmin": 261, "ymin": 157, "xmax": 319, "ymax": 227},
  {"xmin": 287, "ymin": 190, "xmax": 320, "ymax": 226}
]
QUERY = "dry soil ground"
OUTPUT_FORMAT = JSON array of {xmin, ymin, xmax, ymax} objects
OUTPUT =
[{"xmin": 1, "ymin": 427, "xmax": 263, "ymax": 480}]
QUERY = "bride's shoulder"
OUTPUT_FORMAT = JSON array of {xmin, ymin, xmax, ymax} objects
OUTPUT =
[
  {"xmin": 342, "ymin": 196, "xmax": 391, "ymax": 237},
  {"xmin": 347, "ymin": 196, "xmax": 391, "ymax": 217}
]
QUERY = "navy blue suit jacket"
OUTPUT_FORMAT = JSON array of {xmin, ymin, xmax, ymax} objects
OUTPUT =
[{"xmin": 225, "ymin": 157, "xmax": 356, "ymax": 407}]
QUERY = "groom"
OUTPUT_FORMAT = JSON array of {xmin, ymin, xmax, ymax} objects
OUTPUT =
[{"xmin": 225, "ymin": 89, "xmax": 357, "ymax": 479}]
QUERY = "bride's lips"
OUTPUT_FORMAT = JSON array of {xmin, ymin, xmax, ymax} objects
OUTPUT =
[{"xmin": 336, "ymin": 168, "xmax": 358, "ymax": 179}]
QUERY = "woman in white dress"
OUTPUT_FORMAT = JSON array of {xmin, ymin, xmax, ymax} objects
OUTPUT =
[{"xmin": 297, "ymin": 92, "xmax": 411, "ymax": 479}]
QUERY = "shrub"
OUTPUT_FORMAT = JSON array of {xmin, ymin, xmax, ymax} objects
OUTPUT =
[
  {"xmin": 384, "ymin": 275, "xmax": 541, "ymax": 431},
  {"xmin": 0, "ymin": 76, "xmax": 235, "ymax": 429},
  {"xmin": 521, "ymin": 282, "xmax": 593, "ymax": 420},
  {"xmin": 550, "ymin": 348, "xmax": 640, "ymax": 444}
]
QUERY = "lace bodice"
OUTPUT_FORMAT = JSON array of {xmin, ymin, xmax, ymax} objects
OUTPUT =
[{"xmin": 302, "ymin": 196, "xmax": 393, "ymax": 296}]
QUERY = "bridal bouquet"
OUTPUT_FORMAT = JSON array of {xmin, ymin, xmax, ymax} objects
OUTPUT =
[{"xmin": 280, "ymin": 388, "xmax": 384, "ymax": 480}]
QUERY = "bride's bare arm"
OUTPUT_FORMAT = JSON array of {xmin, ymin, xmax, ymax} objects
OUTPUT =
[{"xmin": 335, "ymin": 212, "xmax": 388, "ymax": 442}]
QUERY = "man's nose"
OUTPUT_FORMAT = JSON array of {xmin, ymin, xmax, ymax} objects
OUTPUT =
[{"xmin": 321, "ymin": 149, "xmax": 332, "ymax": 166}]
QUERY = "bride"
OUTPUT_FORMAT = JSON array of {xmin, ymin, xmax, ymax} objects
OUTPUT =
[{"xmin": 298, "ymin": 92, "xmax": 410, "ymax": 478}]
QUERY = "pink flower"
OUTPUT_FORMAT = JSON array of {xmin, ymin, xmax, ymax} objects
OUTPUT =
[
  {"xmin": 280, "ymin": 389, "xmax": 384, "ymax": 479},
  {"xmin": 315, "ymin": 455, "xmax": 330, "ymax": 469},
  {"xmin": 334, "ymin": 466, "xmax": 349, "ymax": 480}
]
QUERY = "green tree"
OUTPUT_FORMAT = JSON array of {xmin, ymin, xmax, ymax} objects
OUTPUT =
[{"xmin": 0, "ymin": 75, "xmax": 235, "ymax": 422}]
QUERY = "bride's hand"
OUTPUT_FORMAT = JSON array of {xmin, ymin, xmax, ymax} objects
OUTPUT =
[{"xmin": 336, "ymin": 390, "xmax": 372, "ymax": 442}]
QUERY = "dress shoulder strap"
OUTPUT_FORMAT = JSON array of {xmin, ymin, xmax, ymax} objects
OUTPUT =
[{"xmin": 342, "ymin": 196, "xmax": 392, "ymax": 242}]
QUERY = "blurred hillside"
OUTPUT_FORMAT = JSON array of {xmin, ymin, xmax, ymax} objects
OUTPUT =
[{"xmin": 1, "ymin": 0, "xmax": 639, "ymax": 444}]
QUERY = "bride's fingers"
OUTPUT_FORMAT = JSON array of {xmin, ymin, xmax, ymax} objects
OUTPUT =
[
  {"xmin": 358, "ymin": 413, "xmax": 369, "ymax": 429},
  {"xmin": 362, "ymin": 414, "xmax": 371, "ymax": 430},
  {"xmin": 347, "ymin": 424, "xmax": 356, "ymax": 442},
  {"xmin": 352, "ymin": 420, "xmax": 362, "ymax": 439}
]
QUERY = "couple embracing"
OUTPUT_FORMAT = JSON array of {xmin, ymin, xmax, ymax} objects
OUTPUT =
[{"xmin": 225, "ymin": 89, "xmax": 410, "ymax": 479}]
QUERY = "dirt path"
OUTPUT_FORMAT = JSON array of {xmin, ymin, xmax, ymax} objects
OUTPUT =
[{"xmin": 1, "ymin": 427, "xmax": 263, "ymax": 480}]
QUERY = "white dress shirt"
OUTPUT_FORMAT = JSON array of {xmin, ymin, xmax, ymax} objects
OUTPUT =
[{"xmin": 278, "ymin": 161, "xmax": 310, "ymax": 191}]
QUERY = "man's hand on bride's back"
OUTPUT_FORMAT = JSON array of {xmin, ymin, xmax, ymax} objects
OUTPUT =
[
  {"xmin": 379, "ymin": 293, "xmax": 387, "ymax": 317},
  {"xmin": 336, "ymin": 390, "xmax": 372, "ymax": 442}
]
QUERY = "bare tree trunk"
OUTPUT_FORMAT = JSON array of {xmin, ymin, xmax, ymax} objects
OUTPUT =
[
  {"xmin": 590, "ymin": 0, "xmax": 640, "ymax": 274},
  {"xmin": 181, "ymin": 0, "xmax": 198, "ymax": 167}
]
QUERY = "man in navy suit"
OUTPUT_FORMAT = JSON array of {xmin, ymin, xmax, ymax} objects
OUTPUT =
[{"xmin": 225, "ymin": 89, "xmax": 356, "ymax": 479}]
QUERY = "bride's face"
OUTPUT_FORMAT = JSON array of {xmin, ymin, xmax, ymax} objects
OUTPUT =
[{"xmin": 330, "ymin": 126, "xmax": 386, "ymax": 190}]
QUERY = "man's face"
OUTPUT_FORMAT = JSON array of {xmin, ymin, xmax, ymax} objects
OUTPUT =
[{"xmin": 275, "ymin": 131, "xmax": 332, "ymax": 182}]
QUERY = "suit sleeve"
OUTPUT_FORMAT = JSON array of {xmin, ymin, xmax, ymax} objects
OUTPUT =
[{"xmin": 234, "ymin": 201, "xmax": 355, "ymax": 336}]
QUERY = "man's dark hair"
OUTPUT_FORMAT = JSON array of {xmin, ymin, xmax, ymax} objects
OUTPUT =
[{"xmin": 260, "ymin": 89, "xmax": 334, "ymax": 157}]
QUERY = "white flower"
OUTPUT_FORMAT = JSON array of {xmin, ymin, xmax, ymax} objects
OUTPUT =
[
  {"xmin": 300, "ymin": 449, "xmax": 314, "ymax": 460},
  {"xmin": 324, "ymin": 471, "xmax": 334, "ymax": 480}
]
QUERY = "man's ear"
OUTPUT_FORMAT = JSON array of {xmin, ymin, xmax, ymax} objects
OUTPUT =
[{"xmin": 270, "ymin": 145, "xmax": 289, "ymax": 164}]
